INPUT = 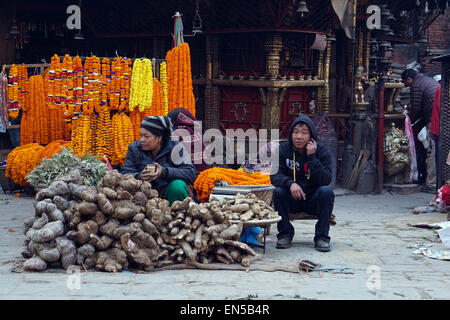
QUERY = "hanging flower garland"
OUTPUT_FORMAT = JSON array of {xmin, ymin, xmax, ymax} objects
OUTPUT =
[
  {"xmin": 160, "ymin": 61, "xmax": 169, "ymax": 116},
  {"xmin": 20, "ymin": 75, "xmax": 47, "ymax": 145},
  {"xmin": 95, "ymin": 104, "xmax": 113, "ymax": 160},
  {"xmin": 130, "ymin": 108, "xmax": 142, "ymax": 141},
  {"xmin": 47, "ymin": 54, "xmax": 66, "ymax": 142},
  {"xmin": 101, "ymin": 58, "xmax": 110, "ymax": 110},
  {"xmin": 62, "ymin": 54, "xmax": 75, "ymax": 123},
  {"xmin": 119, "ymin": 57, "xmax": 132, "ymax": 112},
  {"xmin": 73, "ymin": 55, "xmax": 83, "ymax": 116},
  {"xmin": 0, "ymin": 70, "xmax": 8, "ymax": 130},
  {"xmin": 165, "ymin": 42, "xmax": 196, "ymax": 116},
  {"xmin": 109, "ymin": 57, "xmax": 121, "ymax": 111},
  {"xmin": 7, "ymin": 64, "xmax": 19, "ymax": 119},
  {"xmin": 151, "ymin": 78, "xmax": 164, "ymax": 116},
  {"xmin": 129, "ymin": 58, "xmax": 153, "ymax": 112},
  {"xmin": 110, "ymin": 112, "xmax": 134, "ymax": 166}
]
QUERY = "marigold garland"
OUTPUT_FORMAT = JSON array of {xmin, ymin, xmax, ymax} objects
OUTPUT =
[
  {"xmin": 160, "ymin": 61, "xmax": 169, "ymax": 116},
  {"xmin": 20, "ymin": 75, "xmax": 48, "ymax": 145},
  {"xmin": 129, "ymin": 58, "xmax": 153, "ymax": 112},
  {"xmin": 110, "ymin": 112, "xmax": 134, "ymax": 166},
  {"xmin": 193, "ymin": 167, "xmax": 271, "ymax": 202},
  {"xmin": 165, "ymin": 42, "xmax": 196, "ymax": 116},
  {"xmin": 5, "ymin": 143, "xmax": 45, "ymax": 186}
]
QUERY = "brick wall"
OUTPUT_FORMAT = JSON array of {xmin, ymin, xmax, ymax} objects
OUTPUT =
[{"xmin": 424, "ymin": 13, "xmax": 450, "ymax": 76}]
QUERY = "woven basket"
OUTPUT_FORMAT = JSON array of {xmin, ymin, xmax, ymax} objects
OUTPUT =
[
  {"xmin": 0, "ymin": 166, "xmax": 22, "ymax": 194},
  {"xmin": 211, "ymin": 185, "xmax": 275, "ymax": 207}
]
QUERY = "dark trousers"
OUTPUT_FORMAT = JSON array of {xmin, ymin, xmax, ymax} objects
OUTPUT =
[{"xmin": 273, "ymin": 186, "xmax": 334, "ymax": 243}]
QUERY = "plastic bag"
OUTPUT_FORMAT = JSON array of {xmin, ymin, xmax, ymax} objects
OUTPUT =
[
  {"xmin": 418, "ymin": 126, "xmax": 429, "ymax": 149},
  {"xmin": 435, "ymin": 184, "xmax": 450, "ymax": 204},
  {"xmin": 403, "ymin": 109, "xmax": 418, "ymax": 182}
]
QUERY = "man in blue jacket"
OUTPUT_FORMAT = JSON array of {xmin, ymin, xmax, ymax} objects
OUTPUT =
[
  {"xmin": 271, "ymin": 115, "xmax": 334, "ymax": 252},
  {"xmin": 121, "ymin": 116, "xmax": 197, "ymax": 205}
]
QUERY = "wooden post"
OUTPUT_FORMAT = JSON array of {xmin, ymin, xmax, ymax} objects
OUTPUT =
[
  {"xmin": 316, "ymin": 50, "xmax": 324, "ymax": 113},
  {"xmin": 204, "ymin": 36, "xmax": 220, "ymax": 130},
  {"xmin": 262, "ymin": 33, "xmax": 283, "ymax": 130},
  {"xmin": 323, "ymin": 39, "xmax": 332, "ymax": 114}
]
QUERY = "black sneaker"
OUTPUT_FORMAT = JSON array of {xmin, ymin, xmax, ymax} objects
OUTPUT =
[
  {"xmin": 315, "ymin": 239, "xmax": 331, "ymax": 252},
  {"xmin": 276, "ymin": 237, "xmax": 292, "ymax": 249}
]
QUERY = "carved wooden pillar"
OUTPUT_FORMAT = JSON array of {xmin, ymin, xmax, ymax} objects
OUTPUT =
[
  {"xmin": 264, "ymin": 33, "xmax": 283, "ymax": 79},
  {"xmin": 261, "ymin": 33, "xmax": 283, "ymax": 130},
  {"xmin": 205, "ymin": 35, "xmax": 220, "ymax": 130},
  {"xmin": 365, "ymin": 31, "xmax": 371, "ymax": 76},
  {"xmin": 323, "ymin": 39, "xmax": 332, "ymax": 114},
  {"xmin": 316, "ymin": 51, "xmax": 324, "ymax": 113}
]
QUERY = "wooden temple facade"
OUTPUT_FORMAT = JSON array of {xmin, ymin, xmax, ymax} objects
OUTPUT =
[{"xmin": 1, "ymin": 0, "xmax": 449, "ymax": 189}]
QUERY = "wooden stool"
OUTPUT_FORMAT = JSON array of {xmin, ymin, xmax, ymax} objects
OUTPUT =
[{"xmin": 288, "ymin": 212, "xmax": 336, "ymax": 226}]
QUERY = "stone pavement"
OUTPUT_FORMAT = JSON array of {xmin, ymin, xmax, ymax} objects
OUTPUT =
[{"xmin": 0, "ymin": 189, "xmax": 449, "ymax": 300}]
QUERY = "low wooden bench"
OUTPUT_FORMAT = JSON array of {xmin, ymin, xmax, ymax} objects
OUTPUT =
[
  {"xmin": 263, "ymin": 213, "xmax": 336, "ymax": 248},
  {"xmin": 288, "ymin": 212, "xmax": 337, "ymax": 226}
]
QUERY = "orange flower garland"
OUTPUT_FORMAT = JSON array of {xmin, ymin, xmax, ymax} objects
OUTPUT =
[
  {"xmin": 110, "ymin": 113, "xmax": 134, "ymax": 166},
  {"xmin": 38, "ymin": 140, "xmax": 71, "ymax": 160},
  {"xmin": 20, "ymin": 75, "xmax": 48, "ymax": 145},
  {"xmin": 7, "ymin": 64, "xmax": 19, "ymax": 119},
  {"xmin": 5, "ymin": 143, "xmax": 45, "ymax": 186},
  {"xmin": 193, "ymin": 167, "xmax": 271, "ymax": 202},
  {"xmin": 165, "ymin": 42, "xmax": 196, "ymax": 116},
  {"xmin": 94, "ymin": 105, "xmax": 113, "ymax": 160},
  {"xmin": 73, "ymin": 55, "xmax": 83, "ymax": 115}
]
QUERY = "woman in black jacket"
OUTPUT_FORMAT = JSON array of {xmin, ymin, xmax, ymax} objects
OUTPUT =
[{"xmin": 120, "ymin": 116, "xmax": 197, "ymax": 205}]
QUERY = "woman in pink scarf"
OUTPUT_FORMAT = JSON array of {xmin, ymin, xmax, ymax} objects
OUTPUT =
[{"xmin": 168, "ymin": 108, "xmax": 209, "ymax": 174}]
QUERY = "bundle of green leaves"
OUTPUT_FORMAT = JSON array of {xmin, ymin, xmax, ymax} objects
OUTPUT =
[{"xmin": 26, "ymin": 147, "xmax": 107, "ymax": 187}]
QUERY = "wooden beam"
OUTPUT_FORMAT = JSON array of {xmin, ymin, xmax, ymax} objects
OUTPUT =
[
  {"xmin": 211, "ymin": 79, "xmax": 325, "ymax": 88},
  {"xmin": 265, "ymin": 0, "xmax": 278, "ymax": 27},
  {"xmin": 276, "ymin": 0, "xmax": 292, "ymax": 28},
  {"xmin": 96, "ymin": 27, "xmax": 328, "ymax": 39}
]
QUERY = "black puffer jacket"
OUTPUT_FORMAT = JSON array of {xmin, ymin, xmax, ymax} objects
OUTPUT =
[
  {"xmin": 120, "ymin": 140, "xmax": 197, "ymax": 191},
  {"xmin": 270, "ymin": 115, "xmax": 333, "ymax": 197},
  {"xmin": 409, "ymin": 73, "xmax": 440, "ymax": 126}
]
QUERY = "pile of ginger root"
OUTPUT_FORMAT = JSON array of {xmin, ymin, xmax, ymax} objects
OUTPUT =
[{"xmin": 20, "ymin": 170, "xmax": 278, "ymax": 272}]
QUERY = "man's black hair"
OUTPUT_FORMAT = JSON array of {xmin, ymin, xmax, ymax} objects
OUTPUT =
[{"xmin": 401, "ymin": 69, "xmax": 417, "ymax": 81}]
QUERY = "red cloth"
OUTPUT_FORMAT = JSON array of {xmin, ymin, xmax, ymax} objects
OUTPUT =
[
  {"xmin": 430, "ymin": 85, "xmax": 441, "ymax": 136},
  {"xmin": 436, "ymin": 184, "xmax": 450, "ymax": 205}
]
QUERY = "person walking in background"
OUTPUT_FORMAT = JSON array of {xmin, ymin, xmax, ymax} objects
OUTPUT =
[{"xmin": 402, "ymin": 69, "xmax": 440, "ymax": 192}]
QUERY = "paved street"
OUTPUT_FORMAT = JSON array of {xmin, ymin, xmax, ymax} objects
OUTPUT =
[{"xmin": 0, "ymin": 190, "xmax": 449, "ymax": 300}]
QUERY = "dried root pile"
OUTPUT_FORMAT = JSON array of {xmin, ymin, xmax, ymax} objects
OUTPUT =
[{"xmin": 21, "ymin": 170, "xmax": 277, "ymax": 272}]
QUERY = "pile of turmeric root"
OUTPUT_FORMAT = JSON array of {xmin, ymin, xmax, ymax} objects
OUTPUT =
[{"xmin": 21, "ymin": 170, "xmax": 278, "ymax": 272}]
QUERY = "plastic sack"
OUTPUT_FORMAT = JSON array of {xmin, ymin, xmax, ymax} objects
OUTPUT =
[
  {"xmin": 403, "ymin": 109, "xmax": 418, "ymax": 182},
  {"xmin": 417, "ymin": 126, "xmax": 429, "ymax": 149},
  {"xmin": 435, "ymin": 184, "xmax": 450, "ymax": 205}
]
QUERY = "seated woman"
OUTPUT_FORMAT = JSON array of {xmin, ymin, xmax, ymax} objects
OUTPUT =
[
  {"xmin": 167, "ymin": 108, "xmax": 209, "ymax": 174},
  {"xmin": 120, "ymin": 116, "xmax": 197, "ymax": 205}
]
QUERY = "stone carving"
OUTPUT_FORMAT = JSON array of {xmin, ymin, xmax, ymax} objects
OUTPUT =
[{"xmin": 384, "ymin": 123, "xmax": 411, "ymax": 184}]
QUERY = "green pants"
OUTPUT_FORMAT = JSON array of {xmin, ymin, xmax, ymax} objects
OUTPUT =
[{"xmin": 163, "ymin": 179, "xmax": 190, "ymax": 206}]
